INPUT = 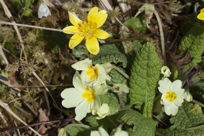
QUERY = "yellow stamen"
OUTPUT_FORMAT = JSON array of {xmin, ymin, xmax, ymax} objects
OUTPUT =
[
  {"xmin": 86, "ymin": 66, "xmax": 99, "ymax": 80},
  {"xmin": 165, "ymin": 91, "xmax": 177, "ymax": 102},
  {"xmin": 81, "ymin": 88, "xmax": 96, "ymax": 102},
  {"xmin": 77, "ymin": 21, "xmax": 97, "ymax": 38}
]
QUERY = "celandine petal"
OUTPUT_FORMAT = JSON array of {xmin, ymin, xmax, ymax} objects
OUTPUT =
[
  {"xmin": 68, "ymin": 12, "xmax": 82, "ymax": 26},
  {"xmin": 197, "ymin": 12, "xmax": 204, "ymax": 20},
  {"xmin": 88, "ymin": 7, "xmax": 108, "ymax": 28},
  {"xmin": 61, "ymin": 88, "xmax": 83, "ymax": 108},
  {"xmin": 85, "ymin": 37, "xmax": 99, "ymax": 55},
  {"xmin": 63, "ymin": 26, "xmax": 79, "ymax": 34},
  {"xmin": 88, "ymin": 7, "xmax": 99, "ymax": 23},
  {"xmin": 95, "ymin": 29, "xmax": 111, "ymax": 39},
  {"xmin": 69, "ymin": 34, "xmax": 84, "ymax": 49},
  {"xmin": 201, "ymin": 8, "xmax": 204, "ymax": 13},
  {"xmin": 75, "ymin": 101, "xmax": 91, "ymax": 121},
  {"xmin": 96, "ymin": 10, "xmax": 108, "ymax": 28}
]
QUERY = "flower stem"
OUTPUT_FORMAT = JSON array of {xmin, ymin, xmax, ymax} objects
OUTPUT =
[{"xmin": 111, "ymin": 65, "xmax": 129, "ymax": 79}]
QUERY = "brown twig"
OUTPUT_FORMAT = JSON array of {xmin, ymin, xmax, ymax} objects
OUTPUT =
[
  {"xmin": 0, "ymin": 20, "xmax": 93, "ymax": 35},
  {"xmin": 0, "ymin": 118, "xmax": 74, "ymax": 133},
  {"xmin": 0, "ymin": 0, "xmax": 27, "ymax": 61},
  {"xmin": 0, "ymin": 78, "xmax": 21, "ymax": 92},
  {"xmin": 0, "ymin": 100, "xmax": 42, "ymax": 136},
  {"xmin": 192, "ymin": 99, "xmax": 204, "ymax": 108}
]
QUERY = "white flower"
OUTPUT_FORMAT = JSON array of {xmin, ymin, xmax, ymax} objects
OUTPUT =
[
  {"xmin": 38, "ymin": 2, "xmax": 51, "ymax": 18},
  {"xmin": 61, "ymin": 72, "xmax": 108, "ymax": 121},
  {"xmin": 112, "ymin": 84, "xmax": 129, "ymax": 94},
  {"xmin": 90, "ymin": 127, "xmax": 109, "ymax": 136},
  {"xmin": 72, "ymin": 58, "xmax": 111, "ymax": 84},
  {"xmin": 161, "ymin": 66, "xmax": 171, "ymax": 78},
  {"xmin": 90, "ymin": 126, "xmax": 129, "ymax": 136},
  {"xmin": 184, "ymin": 91, "xmax": 193, "ymax": 102},
  {"xmin": 92, "ymin": 103, "xmax": 110, "ymax": 119},
  {"xmin": 113, "ymin": 127, "xmax": 129, "ymax": 136},
  {"xmin": 158, "ymin": 78, "xmax": 185, "ymax": 116}
]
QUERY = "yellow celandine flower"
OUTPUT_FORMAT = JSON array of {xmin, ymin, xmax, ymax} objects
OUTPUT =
[
  {"xmin": 197, "ymin": 8, "xmax": 204, "ymax": 20},
  {"xmin": 61, "ymin": 72, "xmax": 108, "ymax": 121},
  {"xmin": 63, "ymin": 7, "xmax": 111, "ymax": 55}
]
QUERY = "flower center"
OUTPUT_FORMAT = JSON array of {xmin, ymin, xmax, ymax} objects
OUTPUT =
[
  {"xmin": 86, "ymin": 66, "xmax": 99, "ymax": 80},
  {"xmin": 77, "ymin": 21, "xmax": 97, "ymax": 38},
  {"xmin": 165, "ymin": 91, "xmax": 177, "ymax": 102},
  {"xmin": 81, "ymin": 88, "xmax": 96, "ymax": 103}
]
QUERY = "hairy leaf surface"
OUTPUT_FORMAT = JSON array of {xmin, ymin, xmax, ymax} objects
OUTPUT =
[
  {"xmin": 129, "ymin": 42, "xmax": 162, "ymax": 117},
  {"xmin": 119, "ymin": 108, "xmax": 157, "ymax": 136},
  {"xmin": 157, "ymin": 102, "xmax": 204, "ymax": 136},
  {"xmin": 179, "ymin": 24, "xmax": 204, "ymax": 71},
  {"xmin": 92, "ymin": 44, "xmax": 127, "ymax": 67}
]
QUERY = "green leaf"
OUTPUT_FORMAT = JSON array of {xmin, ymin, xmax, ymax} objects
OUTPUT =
[
  {"xmin": 179, "ymin": 23, "xmax": 204, "ymax": 71},
  {"xmin": 157, "ymin": 102, "xmax": 204, "ymax": 136},
  {"xmin": 108, "ymin": 69, "xmax": 127, "ymax": 84},
  {"xmin": 92, "ymin": 44, "xmax": 127, "ymax": 67},
  {"xmin": 58, "ymin": 124, "xmax": 89, "ymax": 136},
  {"xmin": 99, "ymin": 92, "xmax": 120, "ymax": 114},
  {"xmin": 118, "ymin": 108, "xmax": 157, "ymax": 136},
  {"xmin": 124, "ymin": 17, "xmax": 147, "ymax": 32},
  {"xmin": 85, "ymin": 115, "xmax": 99, "ymax": 128},
  {"xmin": 129, "ymin": 42, "xmax": 162, "ymax": 117}
]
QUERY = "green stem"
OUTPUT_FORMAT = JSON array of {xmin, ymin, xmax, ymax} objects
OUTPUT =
[{"xmin": 111, "ymin": 65, "xmax": 129, "ymax": 79}]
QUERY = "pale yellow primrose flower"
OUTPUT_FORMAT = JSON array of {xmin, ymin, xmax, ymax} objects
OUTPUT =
[
  {"xmin": 197, "ymin": 8, "xmax": 204, "ymax": 20},
  {"xmin": 113, "ymin": 127, "xmax": 129, "ymax": 136},
  {"xmin": 90, "ymin": 127, "xmax": 109, "ymax": 136},
  {"xmin": 63, "ymin": 7, "xmax": 111, "ymax": 55},
  {"xmin": 90, "ymin": 126, "xmax": 129, "ymax": 136},
  {"xmin": 184, "ymin": 91, "xmax": 193, "ymax": 102},
  {"xmin": 71, "ymin": 58, "xmax": 110, "ymax": 84},
  {"xmin": 61, "ymin": 72, "xmax": 108, "ymax": 121},
  {"xmin": 112, "ymin": 84, "xmax": 129, "ymax": 94},
  {"xmin": 161, "ymin": 66, "xmax": 171, "ymax": 78},
  {"xmin": 158, "ymin": 78, "xmax": 185, "ymax": 116},
  {"xmin": 92, "ymin": 103, "xmax": 110, "ymax": 119}
]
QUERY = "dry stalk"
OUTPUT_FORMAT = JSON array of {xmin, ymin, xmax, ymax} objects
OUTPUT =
[
  {"xmin": 0, "ymin": 46, "xmax": 9, "ymax": 65},
  {"xmin": 0, "ymin": 20, "xmax": 95, "ymax": 35},
  {"xmin": 0, "ymin": 0, "xmax": 27, "ymax": 61},
  {"xmin": 0, "ymin": 0, "xmax": 62, "ymax": 115},
  {"xmin": 99, "ymin": 0, "xmax": 129, "ymax": 30},
  {"xmin": 0, "ymin": 100, "xmax": 42, "ymax": 136}
]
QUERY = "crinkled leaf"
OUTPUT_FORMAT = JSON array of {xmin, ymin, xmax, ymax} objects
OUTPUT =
[
  {"xmin": 118, "ymin": 108, "xmax": 157, "ymax": 136},
  {"xmin": 124, "ymin": 17, "xmax": 147, "ymax": 32},
  {"xmin": 108, "ymin": 69, "xmax": 127, "ymax": 84},
  {"xmin": 58, "ymin": 124, "xmax": 89, "ymax": 136},
  {"xmin": 157, "ymin": 102, "xmax": 204, "ymax": 136},
  {"xmin": 92, "ymin": 44, "xmax": 127, "ymax": 67},
  {"xmin": 129, "ymin": 42, "xmax": 162, "ymax": 117},
  {"xmin": 98, "ymin": 92, "xmax": 120, "ymax": 114},
  {"xmin": 179, "ymin": 23, "xmax": 204, "ymax": 71}
]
